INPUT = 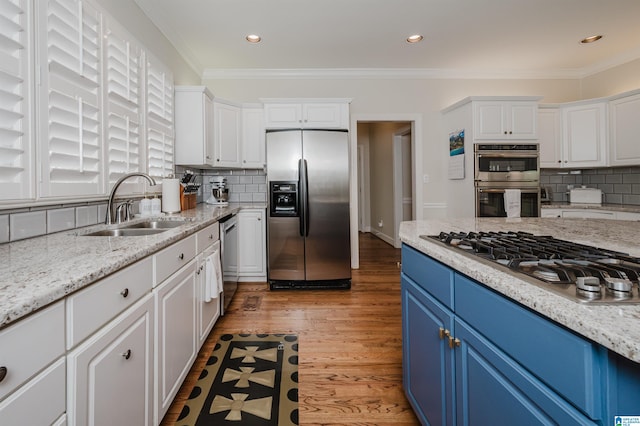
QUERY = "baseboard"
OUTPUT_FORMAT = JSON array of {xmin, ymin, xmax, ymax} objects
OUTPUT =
[
  {"xmin": 371, "ymin": 229, "xmax": 395, "ymax": 246},
  {"xmin": 238, "ymin": 275, "xmax": 267, "ymax": 282}
]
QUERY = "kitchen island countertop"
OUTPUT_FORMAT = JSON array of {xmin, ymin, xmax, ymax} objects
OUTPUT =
[
  {"xmin": 399, "ymin": 217, "xmax": 640, "ymax": 363},
  {"xmin": 0, "ymin": 203, "xmax": 265, "ymax": 329}
]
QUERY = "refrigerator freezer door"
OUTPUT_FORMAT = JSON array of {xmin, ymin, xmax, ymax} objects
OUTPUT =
[
  {"xmin": 302, "ymin": 130, "xmax": 351, "ymax": 281},
  {"xmin": 265, "ymin": 130, "xmax": 302, "ymax": 181},
  {"xmin": 267, "ymin": 130, "xmax": 305, "ymax": 281}
]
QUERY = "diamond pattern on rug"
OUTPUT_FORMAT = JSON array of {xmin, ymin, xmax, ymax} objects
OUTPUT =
[{"xmin": 178, "ymin": 334, "xmax": 299, "ymax": 426}]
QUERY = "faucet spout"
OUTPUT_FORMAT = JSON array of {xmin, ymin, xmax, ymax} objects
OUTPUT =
[{"xmin": 106, "ymin": 173, "xmax": 157, "ymax": 224}]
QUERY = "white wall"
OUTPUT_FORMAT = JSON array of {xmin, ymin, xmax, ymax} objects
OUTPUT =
[
  {"xmin": 203, "ymin": 77, "xmax": 581, "ymax": 218},
  {"xmin": 581, "ymin": 58, "xmax": 640, "ymax": 99}
]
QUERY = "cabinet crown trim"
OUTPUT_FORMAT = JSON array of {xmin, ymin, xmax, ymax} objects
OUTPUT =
[{"xmin": 259, "ymin": 98, "xmax": 352, "ymax": 104}]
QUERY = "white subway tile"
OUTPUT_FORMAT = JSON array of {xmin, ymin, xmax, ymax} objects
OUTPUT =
[
  {"xmin": 252, "ymin": 193, "xmax": 267, "ymax": 202},
  {"xmin": 10, "ymin": 211, "xmax": 47, "ymax": 241},
  {"xmin": 245, "ymin": 184, "xmax": 259, "ymax": 192},
  {"xmin": 252, "ymin": 175, "xmax": 266, "ymax": 184},
  {"xmin": 76, "ymin": 205, "xmax": 98, "ymax": 227},
  {"xmin": 0, "ymin": 215, "xmax": 8, "ymax": 243},
  {"xmin": 239, "ymin": 193, "xmax": 253, "ymax": 202},
  {"xmin": 47, "ymin": 208, "xmax": 76, "ymax": 233},
  {"xmin": 97, "ymin": 204, "xmax": 108, "ymax": 223}
]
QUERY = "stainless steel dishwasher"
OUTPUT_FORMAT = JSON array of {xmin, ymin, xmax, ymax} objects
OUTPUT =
[{"xmin": 219, "ymin": 213, "xmax": 238, "ymax": 313}]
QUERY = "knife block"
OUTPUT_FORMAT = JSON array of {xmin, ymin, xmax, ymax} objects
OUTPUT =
[{"xmin": 179, "ymin": 186, "xmax": 197, "ymax": 210}]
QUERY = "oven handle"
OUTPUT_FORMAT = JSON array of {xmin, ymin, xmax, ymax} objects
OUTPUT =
[
  {"xmin": 477, "ymin": 188, "xmax": 539, "ymax": 194},
  {"xmin": 476, "ymin": 153, "xmax": 539, "ymax": 159}
]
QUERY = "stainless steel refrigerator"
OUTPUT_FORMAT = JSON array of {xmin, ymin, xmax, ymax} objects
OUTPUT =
[{"xmin": 266, "ymin": 129, "xmax": 351, "ymax": 289}]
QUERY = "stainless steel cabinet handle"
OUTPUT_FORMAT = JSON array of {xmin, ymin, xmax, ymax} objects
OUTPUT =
[
  {"xmin": 120, "ymin": 288, "xmax": 129, "ymax": 298},
  {"xmin": 178, "ymin": 253, "xmax": 184, "ymax": 260},
  {"xmin": 122, "ymin": 349, "xmax": 132, "ymax": 360},
  {"xmin": 0, "ymin": 366, "xmax": 7, "ymax": 383}
]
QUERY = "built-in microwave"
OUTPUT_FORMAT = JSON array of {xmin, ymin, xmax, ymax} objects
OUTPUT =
[{"xmin": 474, "ymin": 143, "xmax": 539, "ymax": 185}]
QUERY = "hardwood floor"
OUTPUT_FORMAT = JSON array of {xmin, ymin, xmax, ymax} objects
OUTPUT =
[{"xmin": 160, "ymin": 233, "xmax": 419, "ymax": 425}]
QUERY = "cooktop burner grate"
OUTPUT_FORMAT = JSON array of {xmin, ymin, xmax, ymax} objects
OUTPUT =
[{"xmin": 421, "ymin": 231, "xmax": 640, "ymax": 304}]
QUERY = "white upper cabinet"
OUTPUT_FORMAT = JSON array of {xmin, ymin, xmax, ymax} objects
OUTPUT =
[
  {"xmin": 174, "ymin": 86, "xmax": 214, "ymax": 167},
  {"xmin": 145, "ymin": 53, "xmax": 174, "ymax": 181},
  {"xmin": 562, "ymin": 101, "xmax": 607, "ymax": 168},
  {"xmin": 609, "ymin": 91, "xmax": 640, "ymax": 167},
  {"xmin": 263, "ymin": 99, "xmax": 350, "ymax": 129},
  {"xmin": 538, "ymin": 106, "xmax": 562, "ymax": 168},
  {"xmin": 37, "ymin": 0, "xmax": 103, "ymax": 198},
  {"xmin": 0, "ymin": 0, "xmax": 34, "ymax": 202},
  {"xmin": 473, "ymin": 100, "xmax": 538, "ymax": 139},
  {"xmin": 213, "ymin": 100, "xmax": 241, "ymax": 168},
  {"xmin": 103, "ymin": 17, "xmax": 144, "ymax": 195},
  {"xmin": 241, "ymin": 105, "xmax": 265, "ymax": 168}
]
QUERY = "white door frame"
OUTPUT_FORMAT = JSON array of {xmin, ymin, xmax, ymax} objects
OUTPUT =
[
  {"xmin": 393, "ymin": 127, "xmax": 411, "ymax": 248},
  {"xmin": 349, "ymin": 113, "xmax": 423, "ymax": 269}
]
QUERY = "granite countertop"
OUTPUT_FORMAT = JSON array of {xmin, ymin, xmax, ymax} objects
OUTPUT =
[
  {"xmin": 399, "ymin": 217, "xmax": 640, "ymax": 363},
  {"xmin": 0, "ymin": 203, "xmax": 266, "ymax": 329},
  {"xmin": 542, "ymin": 203, "xmax": 640, "ymax": 213}
]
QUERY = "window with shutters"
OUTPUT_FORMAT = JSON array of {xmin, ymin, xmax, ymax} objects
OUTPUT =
[
  {"xmin": 145, "ymin": 53, "xmax": 174, "ymax": 181},
  {"xmin": 37, "ymin": 0, "xmax": 103, "ymax": 198},
  {"xmin": 0, "ymin": 0, "xmax": 33, "ymax": 201},
  {"xmin": 103, "ymin": 18, "xmax": 143, "ymax": 194}
]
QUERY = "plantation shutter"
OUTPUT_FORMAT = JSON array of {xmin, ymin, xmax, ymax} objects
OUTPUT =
[
  {"xmin": 103, "ymin": 18, "xmax": 143, "ymax": 194},
  {"xmin": 145, "ymin": 53, "xmax": 174, "ymax": 181},
  {"xmin": 0, "ymin": 0, "xmax": 33, "ymax": 201},
  {"xmin": 38, "ymin": 0, "xmax": 103, "ymax": 197}
]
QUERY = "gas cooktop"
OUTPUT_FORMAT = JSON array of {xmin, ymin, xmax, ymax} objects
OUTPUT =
[{"xmin": 422, "ymin": 231, "xmax": 640, "ymax": 304}]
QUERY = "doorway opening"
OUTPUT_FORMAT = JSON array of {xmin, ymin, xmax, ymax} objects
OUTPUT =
[{"xmin": 349, "ymin": 114, "xmax": 423, "ymax": 269}]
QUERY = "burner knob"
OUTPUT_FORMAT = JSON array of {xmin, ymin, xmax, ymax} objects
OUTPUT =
[
  {"xmin": 605, "ymin": 277, "xmax": 633, "ymax": 293},
  {"xmin": 576, "ymin": 277, "xmax": 601, "ymax": 293}
]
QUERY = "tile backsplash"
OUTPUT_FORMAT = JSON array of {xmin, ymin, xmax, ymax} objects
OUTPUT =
[
  {"xmin": 198, "ymin": 169, "xmax": 267, "ymax": 203},
  {"xmin": 541, "ymin": 166, "xmax": 640, "ymax": 204},
  {"xmin": 0, "ymin": 202, "xmax": 108, "ymax": 244}
]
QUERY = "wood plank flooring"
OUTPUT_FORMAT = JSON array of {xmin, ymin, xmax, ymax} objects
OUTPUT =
[{"xmin": 160, "ymin": 233, "xmax": 419, "ymax": 425}]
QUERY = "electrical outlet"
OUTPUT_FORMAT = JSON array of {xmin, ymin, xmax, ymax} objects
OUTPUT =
[
  {"xmin": 378, "ymin": 219, "xmax": 383, "ymax": 227},
  {"xmin": 423, "ymin": 174, "xmax": 430, "ymax": 183}
]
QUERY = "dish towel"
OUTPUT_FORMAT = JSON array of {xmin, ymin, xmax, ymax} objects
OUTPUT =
[
  {"xmin": 204, "ymin": 252, "xmax": 223, "ymax": 302},
  {"xmin": 504, "ymin": 189, "xmax": 521, "ymax": 218}
]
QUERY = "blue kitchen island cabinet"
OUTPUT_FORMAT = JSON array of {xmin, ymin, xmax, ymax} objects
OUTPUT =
[{"xmin": 401, "ymin": 244, "xmax": 640, "ymax": 425}]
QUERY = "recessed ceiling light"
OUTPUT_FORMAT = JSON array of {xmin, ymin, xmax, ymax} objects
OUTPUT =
[
  {"xmin": 246, "ymin": 34, "xmax": 261, "ymax": 43},
  {"xmin": 581, "ymin": 35, "xmax": 603, "ymax": 44},
  {"xmin": 406, "ymin": 34, "xmax": 424, "ymax": 43}
]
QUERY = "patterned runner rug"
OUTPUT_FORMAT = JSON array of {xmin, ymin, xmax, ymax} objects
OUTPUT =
[{"xmin": 177, "ymin": 334, "xmax": 299, "ymax": 425}]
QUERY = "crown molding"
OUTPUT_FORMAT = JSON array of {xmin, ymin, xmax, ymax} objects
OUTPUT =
[{"xmin": 201, "ymin": 67, "xmax": 587, "ymax": 80}]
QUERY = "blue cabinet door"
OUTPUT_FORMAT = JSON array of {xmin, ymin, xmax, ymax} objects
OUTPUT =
[
  {"xmin": 454, "ymin": 318, "xmax": 598, "ymax": 426},
  {"xmin": 402, "ymin": 273, "xmax": 455, "ymax": 426}
]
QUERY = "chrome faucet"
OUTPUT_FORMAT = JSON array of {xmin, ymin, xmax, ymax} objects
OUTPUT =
[{"xmin": 106, "ymin": 173, "xmax": 157, "ymax": 225}]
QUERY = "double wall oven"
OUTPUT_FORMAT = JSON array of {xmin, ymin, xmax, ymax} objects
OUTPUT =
[{"xmin": 474, "ymin": 143, "xmax": 540, "ymax": 217}]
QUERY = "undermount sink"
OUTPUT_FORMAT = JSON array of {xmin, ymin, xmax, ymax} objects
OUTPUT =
[
  {"xmin": 81, "ymin": 220, "xmax": 188, "ymax": 236},
  {"xmin": 124, "ymin": 220, "xmax": 186, "ymax": 229},
  {"xmin": 83, "ymin": 228, "xmax": 167, "ymax": 237}
]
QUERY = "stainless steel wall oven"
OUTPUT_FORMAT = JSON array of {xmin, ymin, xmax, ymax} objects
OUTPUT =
[{"xmin": 474, "ymin": 144, "xmax": 540, "ymax": 217}]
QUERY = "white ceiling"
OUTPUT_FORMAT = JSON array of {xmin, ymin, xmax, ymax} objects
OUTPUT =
[{"xmin": 133, "ymin": 0, "xmax": 640, "ymax": 78}]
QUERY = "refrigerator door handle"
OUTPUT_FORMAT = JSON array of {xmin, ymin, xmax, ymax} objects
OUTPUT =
[
  {"xmin": 298, "ymin": 159, "xmax": 305, "ymax": 237},
  {"xmin": 303, "ymin": 159, "xmax": 310, "ymax": 236}
]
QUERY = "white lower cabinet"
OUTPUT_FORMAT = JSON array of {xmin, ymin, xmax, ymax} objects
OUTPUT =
[
  {"xmin": 154, "ymin": 259, "xmax": 198, "ymax": 425},
  {"xmin": 542, "ymin": 208, "xmax": 640, "ymax": 220},
  {"xmin": 0, "ymin": 357, "xmax": 66, "ymax": 425},
  {"xmin": 67, "ymin": 294, "xmax": 154, "ymax": 426},
  {"xmin": 238, "ymin": 208, "xmax": 266, "ymax": 281}
]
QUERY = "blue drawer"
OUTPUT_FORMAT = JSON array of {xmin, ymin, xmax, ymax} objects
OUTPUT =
[
  {"xmin": 454, "ymin": 273, "xmax": 604, "ymax": 420},
  {"xmin": 402, "ymin": 245, "xmax": 454, "ymax": 309}
]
